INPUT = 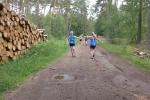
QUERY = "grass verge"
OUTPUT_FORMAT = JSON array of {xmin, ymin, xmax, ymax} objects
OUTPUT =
[
  {"xmin": 0, "ymin": 38, "xmax": 68, "ymax": 100},
  {"xmin": 99, "ymin": 43, "xmax": 150, "ymax": 72}
]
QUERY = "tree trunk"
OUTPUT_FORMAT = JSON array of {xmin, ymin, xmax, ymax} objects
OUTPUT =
[
  {"xmin": 35, "ymin": 0, "xmax": 40, "ymax": 16},
  {"xmin": 114, "ymin": 0, "xmax": 118, "ymax": 7},
  {"xmin": 4, "ymin": 0, "xmax": 10, "ymax": 10},
  {"xmin": 137, "ymin": 0, "xmax": 143, "ymax": 44},
  {"xmin": 50, "ymin": 0, "xmax": 56, "ymax": 14},
  {"xmin": 24, "ymin": 0, "xmax": 30, "ymax": 16},
  {"xmin": 147, "ymin": 0, "xmax": 150, "ymax": 49},
  {"xmin": 19, "ymin": 0, "xmax": 24, "ymax": 15},
  {"xmin": 35, "ymin": 0, "xmax": 40, "ymax": 27}
]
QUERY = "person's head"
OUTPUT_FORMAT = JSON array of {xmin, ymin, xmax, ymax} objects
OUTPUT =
[
  {"xmin": 92, "ymin": 32, "xmax": 95, "ymax": 36},
  {"xmin": 70, "ymin": 31, "xmax": 74, "ymax": 35},
  {"xmin": 92, "ymin": 32, "xmax": 96, "ymax": 37}
]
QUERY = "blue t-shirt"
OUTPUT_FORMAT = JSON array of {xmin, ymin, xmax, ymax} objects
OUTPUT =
[
  {"xmin": 69, "ymin": 35, "xmax": 75, "ymax": 44},
  {"xmin": 90, "ymin": 37, "xmax": 96, "ymax": 46}
]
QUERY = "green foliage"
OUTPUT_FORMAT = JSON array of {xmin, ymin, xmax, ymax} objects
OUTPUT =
[
  {"xmin": 100, "ymin": 43, "xmax": 150, "ymax": 72},
  {"xmin": 51, "ymin": 15, "xmax": 65, "ymax": 37},
  {"xmin": 0, "ymin": 38, "xmax": 68, "ymax": 100},
  {"xmin": 70, "ymin": 14, "xmax": 86, "ymax": 35},
  {"xmin": 70, "ymin": 14, "xmax": 94, "ymax": 35},
  {"xmin": 95, "ymin": 6, "xmax": 126, "ymax": 38},
  {"xmin": 43, "ymin": 14, "xmax": 65, "ymax": 38},
  {"xmin": 28, "ymin": 14, "xmax": 45, "ymax": 28},
  {"xmin": 95, "ymin": 0, "xmax": 148, "ymax": 44},
  {"xmin": 24, "ymin": 0, "xmax": 93, "ymax": 38},
  {"xmin": 28, "ymin": 14, "xmax": 65, "ymax": 38},
  {"xmin": 29, "ymin": 13, "xmax": 93, "ymax": 38}
]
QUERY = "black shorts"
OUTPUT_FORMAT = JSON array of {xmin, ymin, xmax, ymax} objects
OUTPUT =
[
  {"xmin": 90, "ymin": 45, "xmax": 96, "ymax": 49},
  {"xmin": 70, "ymin": 43, "xmax": 75, "ymax": 46}
]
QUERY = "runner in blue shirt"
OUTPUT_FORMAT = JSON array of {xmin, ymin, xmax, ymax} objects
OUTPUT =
[
  {"xmin": 87, "ymin": 32, "xmax": 97, "ymax": 59},
  {"xmin": 68, "ymin": 31, "xmax": 78, "ymax": 57}
]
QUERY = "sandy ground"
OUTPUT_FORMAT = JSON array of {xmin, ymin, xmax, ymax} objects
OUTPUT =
[{"xmin": 5, "ymin": 44, "xmax": 150, "ymax": 100}]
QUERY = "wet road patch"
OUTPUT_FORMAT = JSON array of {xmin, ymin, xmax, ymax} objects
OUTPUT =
[
  {"xmin": 52, "ymin": 74, "xmax": 75, "ymax": 81},
  {"xmin": 52, "ymin": 74, "xmax": 86, "ymax": 81}
]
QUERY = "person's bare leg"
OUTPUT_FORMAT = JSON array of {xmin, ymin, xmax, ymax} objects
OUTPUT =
[
  {"xmin": 86, "ymin": 41, "xmax": 87, "ymax": 46},
  {"xmin": 72, "ymin": 46, "xmax": 76, "ymax": 57},
  {"xmin": 90, "ymin": 49, "xmax": 94, "ymax": 59},
  {"xmin": 93, "ymin": 49, "xmax": 95, "ymax": 58},
  {"xmin": 70, "ymin": 47, "xmax": 74, "ymax": 57}
]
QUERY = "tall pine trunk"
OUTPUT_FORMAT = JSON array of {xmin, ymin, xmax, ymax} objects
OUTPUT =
[
  {"xmin": 35, "ymin": 0, "xmax": 40, "ymax": 27},
  {"xmin": 137, "ymin": 0, "xmax": 143, "ymax": 44},
  {"xmin": 4, "ymin": 0, "xmax": 10, "ymax": 10},
  {"xmin": 147, "ymin": 0, "xmax": 150, "ymax": 49},
  {"xmin": 114, "ymin": 0, "xmax": 118, "ymax": 7},
  {"xmin": 19, "ymin": 0, "xmax": 24, "ymax": 15},
  {"xmin": 24, "ymin": 0, "xmax": 30, "ymax": 16},
  {"xmin": 50, "ymin": 0, "xmax": 56, "ymax": 14}
]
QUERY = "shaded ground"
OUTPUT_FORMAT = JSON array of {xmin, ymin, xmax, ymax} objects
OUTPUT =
[{"xmin": 5, "ymin": 44, "xmax": 150, "ymax": 100}]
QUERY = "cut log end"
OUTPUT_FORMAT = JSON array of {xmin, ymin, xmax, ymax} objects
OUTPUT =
[
  {"xmin": 0, "ymin": 3, "xmax": 44, "ymax": 63},
  {"xmin": 0, "ymin": 3, "xmax": 4, "ymax": 11}
]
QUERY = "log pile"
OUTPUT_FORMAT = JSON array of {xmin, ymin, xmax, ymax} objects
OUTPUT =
[{"xmin": 0, "ymin": 3, "xmax": 44, "ymax": 62}]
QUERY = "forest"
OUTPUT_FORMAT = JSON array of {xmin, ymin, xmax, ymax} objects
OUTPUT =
[
  {"xmin": 1, "ymin": 0, "xmax": 150, "ymax": 48},
  {"xmin": 1, "ymin": 0, "xmax": 94, "ymax": 37},
  {"xmin": 0, "ymin": 0, "xmax": 150, "ymax": 99}
]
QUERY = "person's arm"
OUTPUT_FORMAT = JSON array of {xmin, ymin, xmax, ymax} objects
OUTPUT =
[
  {"xmin": 87, "ymin": 36, "xmax": 92, "ymax": 40},
  {"xmin": 94, "ymin": 34, "xmax": 100, "ymax": 41},
  {"xmin": 96, "ymin": 37, "xmax": 101, "ymax": 41},
  {"xmin": 74, "ymin": 36, "xmax": 79, "ymax": 39}
]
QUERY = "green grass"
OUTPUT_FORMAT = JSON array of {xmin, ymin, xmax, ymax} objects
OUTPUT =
[
  {"xmin": 99, "ymin": 42, "xmax": 150, "ymax": 72},
  {"xmin": 0, "ymin": 38, "xmax": 68, "ymax": 100}
]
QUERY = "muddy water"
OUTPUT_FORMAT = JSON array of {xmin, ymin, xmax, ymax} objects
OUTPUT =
[{"xmin": 52, "ymin": 74, "xmax": 75, "ymax": 81}]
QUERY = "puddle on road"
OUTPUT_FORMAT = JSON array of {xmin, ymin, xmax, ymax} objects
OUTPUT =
[
  {"xmin": 52, "ymin": 74, "xmax": 75, "ymax": 81},
  {"xmin": 52, "ymin": 74, "xmax": 86, "ymax": 81},
  {"xmin": 54, "ymin": 75, "xmax": 64, "ymax": 80},
  {"xmin": 96, "ymin": 51, "xmax": 107, "ymax": 57}
]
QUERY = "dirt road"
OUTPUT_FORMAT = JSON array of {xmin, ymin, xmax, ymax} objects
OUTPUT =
[{"xmin": 5, "ymin": 44, "xmax": 150, "ymax": 100}]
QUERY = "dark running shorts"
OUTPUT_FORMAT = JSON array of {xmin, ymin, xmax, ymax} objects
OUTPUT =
[
  {"xmin": 90, "ymin": 45, "xmax": 96, "ymax": 49},
  {"xmin": 70, "ymin": 43, "xmax": 75, "ymax": 46}
]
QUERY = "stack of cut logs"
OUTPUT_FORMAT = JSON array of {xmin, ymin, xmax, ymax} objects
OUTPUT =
[{"xmin": 0, "ymin": 3, "xmax": 44, "ymax": 62}]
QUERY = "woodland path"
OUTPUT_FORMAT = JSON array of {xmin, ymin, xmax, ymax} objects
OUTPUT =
[{"xmin": 5, "ymin": 44, "xmax": 150, "ymax": 100}]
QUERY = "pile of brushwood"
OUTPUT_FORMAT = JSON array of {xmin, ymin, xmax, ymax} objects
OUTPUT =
[{"xmin": 134, "ymin": 49, "xmax": 150, "ymax": 59}]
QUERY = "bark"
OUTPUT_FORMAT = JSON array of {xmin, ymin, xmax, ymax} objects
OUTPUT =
[
  {"xmin": 137, "ymin": 0, "xmax": 143, "ymax": 44},
  {"xmin": 19, "ymin": 0, "xmax": 24, "ymax": 14},
  {"xmin": 35, "ymin": 0, "xmax": 40, "ymax": 16},
  {"xmin": 0, "ymin": 3, "xmax": 44, "ymax": 62},
  {"xmin": 147, "ymin": 0, "xmax": 150, "ymax": 49},
  {"xmin": 35, "ymin": 0, "xmax": 41, "ymax": 27},
  {"xmin": 24, "ymin": 0, "xmax": 30, "ymax": 16},
  {"xmin": 5, "ymin": 0, "xmax": 10, "ymax": 10},
  {"xmin": 50, "ymin": 0, "xmax": 56, "ymax": 14},
  {"xmin": 114, "ymin": 0, "xmax": 118, "ymax": 7}
]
